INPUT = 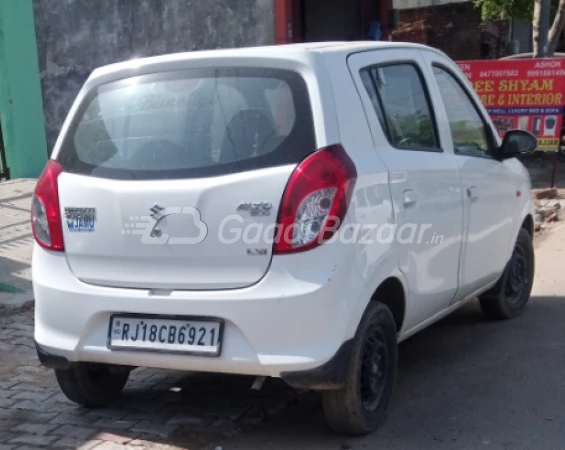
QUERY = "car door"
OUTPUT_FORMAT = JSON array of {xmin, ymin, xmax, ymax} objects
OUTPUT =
[
  {"xmin": 348, "ymin": 50, "xmax": 465, "ymax": 331},
  {"xmin": 420, "ymin": 51, "xmax": 519, "ymax": 300}
]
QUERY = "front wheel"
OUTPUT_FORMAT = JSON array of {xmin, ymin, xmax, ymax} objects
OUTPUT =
[
  {"xmin": 322, "ymin": 302, "xmax": 398, "ymax": 435},
  {"xmin": 479, "ymin": 228, "xmax": 535, "ymax": 320},
  {"xmin": 55, "ymin": 363, "xmax": 130, "ymax": 407}
]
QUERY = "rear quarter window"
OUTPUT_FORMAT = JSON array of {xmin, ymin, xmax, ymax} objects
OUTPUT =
[{"xmin": 57, "ymin": 68, "xmax": 315, "ymax": 180}]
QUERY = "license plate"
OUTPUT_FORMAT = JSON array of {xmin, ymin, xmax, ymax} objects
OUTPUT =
[{"xmin": 108, "ymin": 315, "xmax": 222, "ymax": 356}]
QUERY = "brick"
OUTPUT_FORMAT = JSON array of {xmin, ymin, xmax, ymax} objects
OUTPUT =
[
  {"xmin": 7, "ymin": 434, "xmax": 57, "ymax": 446},
  {"xmin": 8, "ymin": 376, "xmax": 37, "ymax": 385},
  {"xmin": 91, "ymin": 432, "xmax": 132, "ymax": 445},
  {"xmin": 0, "ymin": 400, "xmax": 15, "ymax": 409},
  {"xmin": 9, "ymin": 323, "xmax": 33, "ymax": 333},
  {"xmin": 166, "ymin": 413, "xmax": 208, "ymax": 426},
  {"xmin": 0, "ymin": 432, "xmax": 13, "ymax": 444},
  {"xmin": 94, "ymin": 442, "xmax": 129, "ymax": 450},
  {"xmin": 130, "ymin": 421, "xmax": 176, "ymax": 438},
  {"xmin": 10, "ymin": 385, "xmax": 53, "ymax": 394},
  {"xmin": 92, "ymin": 418, "xmax": 137, "ymax": 430},
  {"xmin": 12, "ymin": 411, "xmax": 58, "ymax": 424},
  {"xmin": 50, "ymin": 413, "xmax": 92, "ymax": 427},
  {"xmin": 0, "ymin": 421, "xmax": 18, "ymax": 433},
  {"xmin": 126, "ymin": 439, "xmax": 154, "ymax": 448},
  {"xmin": 85, "ymin": 409, "xmax": 129, "ymax": 420},
  {"xmin": 51, "ymin": 425, "xmax": 95, "ymax": 440},
  {"xmin": 11, "ymin": 391, "xmax": 53, "ymax": 402},
  {"xmin": 263, "ymin": 397, "xmax": 290, "ymax": 417},
  {"xmin": 49, "ymin": 393, "xmax": 74, "ymax": 403},
  {"xmin": 123, "ymin": 410, "xmax": 171, "ymax": 422},
  {"xmin": 77, "ymin": 440, "xmax": 104, "ymax": 450},
  {"xmin": 238, "ymin": 407, "xmax": 265, "ymax": 426},
  {"xmin": 39, "ymin": 401, "xmax": 82, "ymax": 414},
  {"xmin": 9, "ymin": 329, "xmax": 34, "ymax": 338},
  {"xmin": 536, "ymin": 188, "xmax": 558, "ymax": 199},
  {"xmin": 15, "ymin": 366, "xmax": 47, "ymax": 375},
  {"xmin": 7, "ymin": 338, "xmax": 34, "ymax": 348},
  {"xmin": 11, "ymin": 401, "xmax": 44, "ymax": 411},
  {"xmin": 11, "ymin": 423, "xmax": 58, "ymax": 435},
  {"xmin": 51, "ymin": 437, "xmax": 102, "ymax": 449}
]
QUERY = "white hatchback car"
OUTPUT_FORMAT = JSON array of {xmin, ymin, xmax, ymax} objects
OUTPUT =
[{"xmin": 32, "ymin": 42, "xmax": 537, "ymax": 435}]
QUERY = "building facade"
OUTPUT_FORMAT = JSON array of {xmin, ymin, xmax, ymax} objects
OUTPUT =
[
  {"xmin": 5, "ymin": 0, "xmax": 500, "ymax": 179},
  {"xmin": 34, "ymin": 0, "xmax": 275, "ymax": 152}
]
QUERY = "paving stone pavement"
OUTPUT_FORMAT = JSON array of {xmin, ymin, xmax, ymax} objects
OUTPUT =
[
  {"xmin": 0, "ymin": 180, "xmax": 318, "ymax": 449},
  {"xmin": 0, "ymin": 308, "xmax": 316, "ymax": 450},
  {"xmin": 0, "ymin": 179, "xmax": 36, "ymax": 310}
]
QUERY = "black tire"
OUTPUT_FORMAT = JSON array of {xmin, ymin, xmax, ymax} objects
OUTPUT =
[
  {"xmin": 55, "ymin": 363, "xmax": 130, "ymax": 407},
  {"xmin": 322, "ymin": 302, "xmax": 398, "ymax": 435},
  {"xmin": 479, "ymin": 228, "xmax": 535, "ymax": 320}
]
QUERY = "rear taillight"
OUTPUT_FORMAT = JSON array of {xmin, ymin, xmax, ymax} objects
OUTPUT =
[
  {"xmin": 31, "ymin": 160, "xmax": 64, "ymax": 251},
  {"xmin": 274, "ymin": 144, "xmax": 357, "ymax": 254}
]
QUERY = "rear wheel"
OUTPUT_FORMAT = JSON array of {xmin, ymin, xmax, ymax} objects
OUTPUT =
[
  {"xmin": 479, "ymin": 228, "xmax": 534, "ymax": 320},
  {"xmin": 55, "ymin": 363, "xmax": 130, "ymax": 407},
  {"xmin": 322, "ymin": 302, "xmax": 397, "ymax": 435}
]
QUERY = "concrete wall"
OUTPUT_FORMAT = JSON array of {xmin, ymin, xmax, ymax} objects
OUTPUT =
[{"xmin": 33, "ymin": 0, "xmax": 275, "ymax": 152}]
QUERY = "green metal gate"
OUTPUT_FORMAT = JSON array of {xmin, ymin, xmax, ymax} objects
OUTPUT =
[
  {"xmin": 0, "ymin": 122, "xmax": 9, "ymax": 179},
  {"xmin": 0, "ymin": 0, "xmax": 47, "ymax": 179}
]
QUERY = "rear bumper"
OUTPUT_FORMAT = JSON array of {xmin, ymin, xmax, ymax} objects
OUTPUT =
[
  {"xmin": 36, "ymin": 338, "xmax": 354, "ymax": 390},
  {"xmin": 33, "ymin": 244, "xmax": 362, "ymax": 385}
]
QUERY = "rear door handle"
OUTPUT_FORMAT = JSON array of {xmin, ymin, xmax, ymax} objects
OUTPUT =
[
  {"xmin": 467, "ymin": 186, "xmax": 479, "ymax": 201},
  {"xmin": 403, "ymin": 189, "xmax": 417, "ymax": 207}
]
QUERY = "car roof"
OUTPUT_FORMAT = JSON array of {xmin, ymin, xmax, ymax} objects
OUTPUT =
[{"xmin": 89, "ymin": 41, "xmax": 444, "ymax": 82}]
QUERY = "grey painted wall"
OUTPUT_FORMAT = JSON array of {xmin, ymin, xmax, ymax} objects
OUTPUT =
[{"xmin": 33, "ymin": 0, "xmax": 275, "ymax": 151}]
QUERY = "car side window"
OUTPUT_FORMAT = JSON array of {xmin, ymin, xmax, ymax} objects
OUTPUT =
[
  {"xmin": 360, "ymin": 63, "xmax": 440, "ymax": 151},
  {"xmin": 360, "ymin": 70, "xmax": 388, "ymax": 135},
  {"xmin": 432, "ymin": 65, "xmax": 493, "ymax": 158}
]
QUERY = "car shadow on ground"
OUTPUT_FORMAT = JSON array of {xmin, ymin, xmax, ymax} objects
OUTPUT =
[
  {"xmin": 211, "ymin": 296, "xmax": 565, "ymax": 450},
  {"xmin": 2, "ymin": 296, "xmax": 563, "ymax": 450}
]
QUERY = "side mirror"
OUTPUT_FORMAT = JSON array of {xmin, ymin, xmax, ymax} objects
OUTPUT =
[{"xmin": 497, "ymin": 130, "xmax": 537, "ymax": 160}]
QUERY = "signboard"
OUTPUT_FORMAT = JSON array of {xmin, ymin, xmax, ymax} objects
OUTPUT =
[{"xmin": 457, "ymin": 59, "xmax": 565, "ymax": 150}]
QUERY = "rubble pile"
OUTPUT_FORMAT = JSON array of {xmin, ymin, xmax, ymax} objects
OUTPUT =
[{"xmin": 535, "ymin": 199, "xmax": 562, "ymax": 232}]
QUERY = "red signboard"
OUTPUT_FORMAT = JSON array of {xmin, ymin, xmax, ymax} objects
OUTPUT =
[{"xmin": 457, "ymin": 58, "xmax": 565, "ymax": 150}]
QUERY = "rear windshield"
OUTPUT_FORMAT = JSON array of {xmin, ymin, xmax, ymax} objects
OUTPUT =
[{"xmin": 57, "ymin": 68, "xmax": 315, "ymax": 180}]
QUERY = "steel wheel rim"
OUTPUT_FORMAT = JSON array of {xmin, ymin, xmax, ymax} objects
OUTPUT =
[
  {"xmin": 505, "ymin": 246, "xmax": 527, "ymax": 304},
  {"xmin": 360, "ymin": 327, "xmax": 389, "ymax": 413}
]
